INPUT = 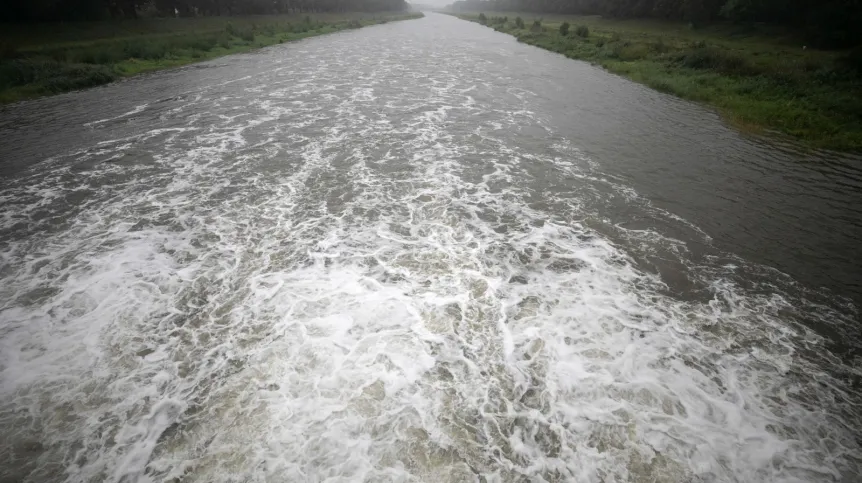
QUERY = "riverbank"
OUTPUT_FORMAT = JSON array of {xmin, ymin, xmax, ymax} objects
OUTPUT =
[
  {"xmin": 0, "ymin": 12, "xmax": 422, "ymax": 104},
  {"xmin": 454, "ymin": 13, "xmax": 862, "ymax": 152}
]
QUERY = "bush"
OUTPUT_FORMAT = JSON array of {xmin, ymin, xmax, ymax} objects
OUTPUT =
[
  {"xmin": 530, "ymin": 20, "xmax": 542, "ymax": 32},
  {"xmin": 0, "ymin": 59, "xmax": 115, "ymax": 91},
  {"xmin": 651, "ymin": 38, "xmax": 668, "ymax": 53},
  {"xmin": 346, "ymin": 19, "xmax": 362, "ymax": 29},
  {"xmin": 478, "ymin": 13, "xmax": 487, "ymax": 24},
  {"xmin": 44, "ymin": 64, "xmax": 116, "ymax": 92},
  {"xmin": 70, "ymin": 44, "xmax": 125, "ymax": 64},
  {"xmin": 575, "ymin": 25, "xmax": 589, "ymax": 38},
  {"xmin": 559, "ymin": 22, "xmax": 570, "ymax": 36},
  {"xmin": 225, "ymin": 22, "xmax": 254, "ymax": 41},
  {"xmin": 184, "ymin": 34, "xmax": 222, "ymax": 52},
  {"xmin": 0, "ymin": 43, "xmax": 19, "ymax": 60},
  {"xmin": 838, "ymin": 46, "xmax": 862, "ymax": 74},
  {"xmin": 123, "ymin": 40, "xmax": 169, "ymax": 60},
  {"xmin": 612, "ymin": 43, "xmax": 651, "ymax": 61},
  {"xmin": 676, "ymin": 47, "xmax": 753, "ymax": 75},
  {"xmin": 515, "ymin": 17, "xmax": 525, "ymax": 29}
]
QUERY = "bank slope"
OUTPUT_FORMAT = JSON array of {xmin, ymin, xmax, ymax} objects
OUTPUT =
[
  {"xmin": 455, "ymin": 13, "xmax": 862, "ymax": 152},
  {"xmin": 0, "ymin": 13, "xmax": 423, "ymax": 104}
]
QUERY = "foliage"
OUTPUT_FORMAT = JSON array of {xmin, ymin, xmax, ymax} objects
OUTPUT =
[
  {"xmin": 515, "ymin": 16, "xmax": 524, "ymax": 28},
  {"xmin": 7, "ymin": 0, "xmax": 410, "ymax": 22},
  {"xmin": 0, "ymin": 13, "xmax": 423, "ymax": 103},
  {"xmin": 674, "ymin": 47, "xmax": 753, "ymax": 75},
  {"xmin": 447, "ymin": 0, "xmax": 862, "ymax": 48},
  {"xmin": 574, "ymin": 25, "xmax": 589, "ymax": 38},
  {"xmin": 458, "ymin": 13, "xmax": 862, "ymax": 151},
  {"xmin": 0, "ymin": 59, "xmax": 117, "ymax": 92},
  {"xmin": 559, "ymin": 21, "xmax": 569, "ymax": 36},
  {"xmin": 530, "ymin": 19, "xmax": 542, "ymax": 32},
  {"xmin": 478, "ymin": 12, "xmax": 487, "ymax": 23}
]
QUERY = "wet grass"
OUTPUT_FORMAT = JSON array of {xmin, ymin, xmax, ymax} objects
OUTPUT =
[
  {"xmin": 458, "ymin": 13, "xmax": 862, "ymax": 152},
  {"xmin": 0, "ymin": 13, "xmax": 423, "ymax": 104}
]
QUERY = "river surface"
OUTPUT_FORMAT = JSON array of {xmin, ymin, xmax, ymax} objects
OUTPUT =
[{"xmin": 1, "ymin": 12, "xmax": 861, "ymax": 483}]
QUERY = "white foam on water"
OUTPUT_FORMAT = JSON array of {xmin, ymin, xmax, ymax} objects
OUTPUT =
[
  {"xmin": 1, "ymin": 16, "xmax": 860, "ymax": 483},
  {"xmin": 85, "ymin": 103, "xmax": 150, "ymax": 127}
]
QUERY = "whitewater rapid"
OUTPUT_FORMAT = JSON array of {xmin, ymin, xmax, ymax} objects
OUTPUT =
[{"xmin": 1, "ymin": 13, "xmax": 860, "ymax": 483}]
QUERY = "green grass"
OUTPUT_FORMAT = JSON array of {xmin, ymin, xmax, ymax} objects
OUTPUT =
[
  {"xmin": 0, "ymin": 12, "xmax": 423, "ymax": 104},
  {"xmin": 460, "ymin": 13, "xmax": 862, "ymax": 152}
]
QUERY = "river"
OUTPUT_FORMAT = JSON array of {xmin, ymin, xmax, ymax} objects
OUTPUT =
[{"xmin": 0, "ymin": 12, "xmax": 860, "ymax": 483}]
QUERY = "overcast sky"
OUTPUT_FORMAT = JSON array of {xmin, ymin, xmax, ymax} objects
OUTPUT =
[{"xmin": 409, "ymin": 0, "xmax": 451, "ymax": 8}]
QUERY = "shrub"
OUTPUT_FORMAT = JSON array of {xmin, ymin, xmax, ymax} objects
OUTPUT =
[
  {"xmin": 72, "ymin": 44, "xmax": 126, "ymax": 64},
  {"xmin": 838, "ymin": 46, "xmax": 862, "ymax": 74},
  {"xmin": 0, "ymin": 43, "xmax": 19, "ymax": 60},
  {"xmin": 575, "ymin": 25, "xmax": 589, "ymax": 38},
  {"xmin": 225, "ymin": 22, "xmax": 254, "ymax": 41},
  {"xmin": 44, "ymin": 63, "xmax": 116, "ymax": 92},
  {"xmin": 559, "ymin": 22, "xmax": 570, "ymax": 36},
  {"xmin": 613, "ymin": 43, "xmax": 651, "ymax": 60},
  {"xmin": 0, "ymin": 59, "xmax": 115, "ymax": 91},
  {"xmin": 515, "ymin": 16, "xmax": 524, "ymax": 29},
  {"xmin": 478, "ymin": 13, "xmax": 487, "ymax": 24},
  {"xmin": 676, "ymin": 47, "xmax": 753, "ymax": 75},
  {"xmin": 185, "ymin": 34, "xmax": 222, "ymax": 52},
  {"xmin": 236, "ymin": 28, "xmax": 255, "ymax": 42},
  {"xmin": 649, "ymin": 38, "xmax": 669, "ymax": 53},
  {"xmin": 346, "ymin": 19, "xmax": 362, "ymax": 29},
  {"xmin": 530, "ymin": 20, "xmax": 542, "ymax": 32},
  {"xmin": 123, "ymin": 40, "xmax": 169, "ymax": 60}
]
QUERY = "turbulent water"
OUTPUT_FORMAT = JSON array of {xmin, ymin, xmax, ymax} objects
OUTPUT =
[{"xmin": 1, "ymin": 13, "xmax": 861, "ymax": 483}]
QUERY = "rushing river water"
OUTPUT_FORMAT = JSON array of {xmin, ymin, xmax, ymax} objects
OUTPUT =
[{"xmin": 1, "ymin": 13, "xmax": 861, "ymax": 483}]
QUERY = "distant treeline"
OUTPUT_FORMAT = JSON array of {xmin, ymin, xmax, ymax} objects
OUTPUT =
[
  {"xmin": 7, "ymin": 0, "xmax": 408, "ymax": 22},
  {"xmin": 448, "ymin": 0, "xmax": 862, "ymax": 48}
]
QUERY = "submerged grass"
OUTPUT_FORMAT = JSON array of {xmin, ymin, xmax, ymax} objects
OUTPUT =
[
  {"xmin": 461, "ymin": 13, "xmax": 862, "ymax": 152},
  {"xmin": 0, "ymin": 12, "xmax": 423, "ymax": 104}
]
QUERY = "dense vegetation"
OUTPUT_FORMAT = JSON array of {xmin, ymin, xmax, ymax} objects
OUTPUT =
[
  {"xmin": 449, "ymin": 0, "xmax": 861, "ymax": 49},
  {"xmin": 1, "ymin": 0, "xmax": 415, "ymax": 102},
  {"xmin": 0, "ymin": 12, "xmax": 421, "ymax": 103},
  {"xmin": 7, "ymin": 0, "xmax": 409, "ymax": 22},
  {"xmin": 459, "ymin": 13, "xmax": 862, "ymax": 151}
]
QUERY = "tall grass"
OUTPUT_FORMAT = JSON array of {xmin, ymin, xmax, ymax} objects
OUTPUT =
[
  {"xmin": 457, "ymin": 13, "xmax": 862, "ymax": 152},
  {"xmin": 0, "ymin": 12, "xmax": 423, "ymax": 103}
]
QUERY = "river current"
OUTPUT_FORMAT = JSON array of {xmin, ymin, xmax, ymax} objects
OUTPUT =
[{"xmin": 1, "ymin": 13, "xmax": 860, "ymax": 483}]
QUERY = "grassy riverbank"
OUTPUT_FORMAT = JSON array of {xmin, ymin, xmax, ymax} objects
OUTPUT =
[
  {"xmin": 0, "ymin": 12, "xmax": 422, "ymax": 104},
  {"xmin": 456, "ymin": 13, "xmax": 862, "ymax": 152}
]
